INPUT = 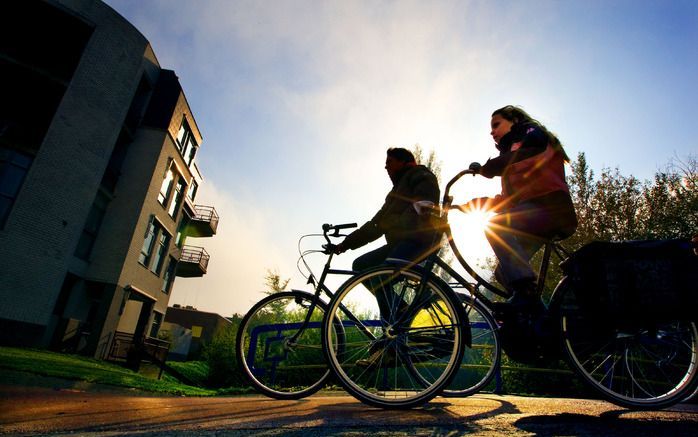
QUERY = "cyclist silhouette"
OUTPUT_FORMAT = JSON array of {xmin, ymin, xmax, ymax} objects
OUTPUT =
[
  {"xmin": 335, "ymin": 147, "xmax": 441, "ymax": 271},
  {"xmin": 462, "ymin": 106, "xmax": 577, "ymax": 313}
]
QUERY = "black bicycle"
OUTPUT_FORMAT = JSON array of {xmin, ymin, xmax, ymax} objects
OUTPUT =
[
  {"xmin": 236, "ymin": 223, "xmax": 468, "ymax": 408},
  {"xmin": 322, "ymin": 166, "xmax": 698, "ymax": 409},
  {"xmin": 235, "ymin": 223, "xmax": 356, "ymax": 399}
]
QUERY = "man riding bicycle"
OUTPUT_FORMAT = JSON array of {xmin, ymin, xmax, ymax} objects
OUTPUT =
[
  {"xmin": 334, "ymin": 147, "xmax": 441, "ymax": 271},
  {"xmin": 333, "ymin": 147, "xmax": 443, "ymax": 366}
]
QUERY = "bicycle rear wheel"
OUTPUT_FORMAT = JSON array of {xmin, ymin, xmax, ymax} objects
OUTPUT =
[
  {"xmin": 442, "ymin": 296, "xmax": 501, "ymax": 397},
  {"xmin": 559, "ymin": 283, "xmax": 698, "ymax": 409},
  {"xmin": 322, "ymin": 266, "xmax": 466, "ymax": 409},
  {"xmin": 237, "ymin": 291, "xmax": 339, "ymax": 399}
]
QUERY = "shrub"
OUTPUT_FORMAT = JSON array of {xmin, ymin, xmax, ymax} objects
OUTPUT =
[{"xmin": 202, "ymin": 323, "xmax": 246, "ymax": 388}]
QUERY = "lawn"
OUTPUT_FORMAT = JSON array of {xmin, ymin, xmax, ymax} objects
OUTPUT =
[{"xmin": 0, "ymin": 346, "xmax": 222, "ymax": 396}]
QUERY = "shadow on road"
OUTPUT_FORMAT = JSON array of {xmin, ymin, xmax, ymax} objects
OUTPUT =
[
  {"xmin": 3, "ymin": 387, "xmax": 697, "ymax": 436},
  {"xmin": 515, "ymin": 411, "xmax": 698, "ymax": 436}
]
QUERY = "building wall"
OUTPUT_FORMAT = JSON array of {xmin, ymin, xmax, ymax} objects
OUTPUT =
[
  {"xmin": 0, "ymin": 0, "xmax": 215, "ymax": 356},
  {"xmin": 0, "ymin": 0, "xmax": 149, "ymax": 342},
  {"xmin": 164, "ymin": 306, "xmax": 231, "ymax": 359}
]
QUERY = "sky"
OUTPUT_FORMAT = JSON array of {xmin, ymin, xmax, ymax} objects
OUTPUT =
[{"xmin": 103, "ymin": 0, "xmax": 697, "ymax": 317}]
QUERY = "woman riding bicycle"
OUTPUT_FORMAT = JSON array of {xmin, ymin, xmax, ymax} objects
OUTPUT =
[{"xmin": 464, "ymin": 105, "xmax": 578, "ymax": 313}]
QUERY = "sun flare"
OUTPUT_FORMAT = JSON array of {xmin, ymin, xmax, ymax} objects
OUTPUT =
[{"xmin": 448, "ymin": 207, "xmax": 496, "ymax": 262}]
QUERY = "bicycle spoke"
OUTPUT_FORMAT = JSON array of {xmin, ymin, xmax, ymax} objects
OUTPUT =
[
  {"xmin": 237, "ymin": 291, "xmax": 335, "ymax": 399},
  {"xmin": 562, "ymin": 294, "xmax": 698, "ymax": 408},
  {"xmin": 324, "ymin": 267, "xmax": 464, "ymax": 408}
]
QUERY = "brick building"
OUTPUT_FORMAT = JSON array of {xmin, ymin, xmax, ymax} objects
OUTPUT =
[
  {"xmin": 163, "ymin": 305, "xmax": 233, "ymax": 361},
  {"xmin": 0, "ymin": 0, "xmax": 218, "ymax": 360}
]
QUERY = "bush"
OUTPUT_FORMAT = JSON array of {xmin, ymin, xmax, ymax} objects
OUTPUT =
[{"xmin": 202, "ymin": 323, "xmax": 246, "ymax": 388}]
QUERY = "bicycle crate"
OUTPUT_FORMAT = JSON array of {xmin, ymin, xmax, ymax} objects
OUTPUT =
[{"xmin": 560, "ymin": 239, "xmax": 698, "ymax": 323}]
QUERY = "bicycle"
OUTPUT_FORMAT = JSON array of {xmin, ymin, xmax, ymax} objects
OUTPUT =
[
  {"xmin": 236, "ymin": 222, "xmax": 467, "ymax": 408},
  {"xmin": 236, "ymin": 223, "xmax": 357, "ymax": 399},
  {"xmin": 323, "ymin": 166, "xmax": 698, "ymax": 409}
]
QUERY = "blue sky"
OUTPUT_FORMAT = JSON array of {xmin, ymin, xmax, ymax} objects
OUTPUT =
[{"xmin": 104, "ymin": 0, "xmax": 697, "ymax": 316}]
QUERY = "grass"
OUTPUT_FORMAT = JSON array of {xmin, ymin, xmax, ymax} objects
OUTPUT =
[
  {"xmin": 0, "ymin": 346, "xmax": 242, "ymax": 396},
  {"xmin": 167, "ymin": 360, "xmax": 210, "ymax": 386}
]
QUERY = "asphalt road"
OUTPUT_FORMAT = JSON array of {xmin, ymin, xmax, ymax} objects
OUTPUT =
[{"xmin": 1, "ymin": 384, "xmax": 697, "ymax": 437}]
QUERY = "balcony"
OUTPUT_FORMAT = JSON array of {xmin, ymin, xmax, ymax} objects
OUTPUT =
[
  {"xmin": 176, "ymin": 245, "xmax": 210, "ymax": 277},
  {"xmin": 186, "ymin": 205, "xmax": 219, "ymax": 237}
]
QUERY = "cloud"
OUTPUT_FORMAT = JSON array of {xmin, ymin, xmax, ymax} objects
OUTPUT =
[
  {"xmin": 104, "ymin": 0, "xmax": 698, "ymax": 318},
  {"xmin": 170, "ymin": 180, "xmax": 287, "ymax": 316}
]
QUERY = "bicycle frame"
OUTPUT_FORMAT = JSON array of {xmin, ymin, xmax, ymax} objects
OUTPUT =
[
  {"xmin": 288, "ymin": 224, "xmax": 378, "ymax": 344},
  {"xmin": 431, "ymin": 168, "xmax": 570, "ymax": 309}
]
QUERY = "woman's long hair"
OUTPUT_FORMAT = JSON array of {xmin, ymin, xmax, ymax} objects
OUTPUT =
[{"xmin": 492, "ymin": 105, "xmax": 570, "ymax": 162}]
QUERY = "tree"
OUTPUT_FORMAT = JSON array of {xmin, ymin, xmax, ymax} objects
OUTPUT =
[
  {"xmin": 526, "ymin": 152, "xmax": 697, "ymax": 302},
  {"xmin": 567, "ymin": 152, "xmax": 697, "ymax": 245},
  {"xmin": 412, "ymin": 144, "xmax": 442, "ymax": 183},
  {"xmin": 412, "ymin": 144, "xmax": 453, "ymax": 280},
  {"xmin": 264, "ymin": 269, "xmax": 290, "ymax": 296},
  {"xmin": 263, "ymin": 269, "xmax": 291, "ymax": 318},
  {"xmin": 638, "ymin": 156, "xmax": 698, "ymax": 239}
]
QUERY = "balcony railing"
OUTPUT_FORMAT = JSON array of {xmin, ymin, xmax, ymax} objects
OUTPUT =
[
  {"xmin": 176, "ymin": 245, "xmax": 210, "ymax": 277},
  {"xmin": 187, "ymin": 205, "xmax": 219, "ymax": 237}
]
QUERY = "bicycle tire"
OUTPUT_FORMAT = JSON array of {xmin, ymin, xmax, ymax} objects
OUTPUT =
[
  {"xmin": 558, "ymin": 280, "xmax": 698, "ymax": 409},
  {"xmin": 442, "ymin": 295, "xmax": 501, "ymax": 397},
  {"xmin": 236, "ymin": 291, "xmax": 342, "ymax": 399},
  {"xmin": 322, "ymin": 266, "xmax": 467, "ymax": 409}
]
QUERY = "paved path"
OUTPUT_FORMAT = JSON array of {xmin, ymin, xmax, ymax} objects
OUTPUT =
[{"xmin": 1, "ymin": 385, "xmax": 697, "ymax": 436}]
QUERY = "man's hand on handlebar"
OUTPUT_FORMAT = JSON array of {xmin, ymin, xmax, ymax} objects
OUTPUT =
[{"xmin": 323, "ymin": 242, "xmax": 346, "ymax": 255}]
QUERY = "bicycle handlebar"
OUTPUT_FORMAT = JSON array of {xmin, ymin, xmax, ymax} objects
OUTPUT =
[
  {"xmin": 442, "ymin": 168, "xmax": 478, "ymax": 209},
  {"xmin": 322, "ymin": 222, "xmax": 357, "ymax": 234},
  {"xmin": 321, "ymin": 223, "xmax": 357, "ymax": 253}
]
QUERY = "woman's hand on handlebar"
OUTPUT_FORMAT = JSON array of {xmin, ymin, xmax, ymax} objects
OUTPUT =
[{"xmin": 467, "ymin": 162, "xmax": 482, "ymax": 175}]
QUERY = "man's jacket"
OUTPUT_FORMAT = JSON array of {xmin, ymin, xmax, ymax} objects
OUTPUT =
[{"xmin": 342, "ymin": 164, "xmax": 440, "ymax": 249}]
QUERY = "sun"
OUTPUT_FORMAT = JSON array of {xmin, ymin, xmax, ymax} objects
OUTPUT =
[{"xmin": 447, "ymin": 206, "xmax": 495, "ymax": 262}]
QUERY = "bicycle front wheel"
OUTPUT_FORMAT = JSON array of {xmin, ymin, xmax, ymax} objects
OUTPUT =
[
  {"xmin": 442, "ymin": 296, "xmax": 501, "ymax": 397},
  {"xmin": 322, "ymin": 266, "xmax": 466, "ymax": 409},
  {"xmin": 559, "ymin": 284, "xmax": 698, "ymax": 409},
  {"xmin": 236, "ymin": 291, "xmax": 336, "ymax": 399}
]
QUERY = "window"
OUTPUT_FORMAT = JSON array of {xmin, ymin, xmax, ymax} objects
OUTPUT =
[
  {"xmin": 187, "ymin": 179, "xmax": 198, "ymax": 202},
  {"xmin": 191, "ymin": 325, "xmax": 203, "ymax": 338},
  {"xmin": 168, "ymin": 177, "xmax": 186, "ymax": 219},
  {"xmin": 175, "ymin": 118, "xmax": 198, "ymax": 166},
  {"xmin": 175, "ymin": 121, "xmax": 188, "ymax": 152},
  {"xmin": 157, "ymin": 164, "xmax": 175, "ymax": 206},
  {"xmin": 157, "ymin": 160, "xmax": 186, "ymax": 218},
  {"xmin": 139, "ymin": 216, "xmax": 172, "ymax": 276},
  {"xmin": 149, "ymin": 311, "xmax": 163, "ymax": 338},
  {"xmin": 75, "ymin": 191, "xmax": 110, "ymax": 260},
  {"xmin": 183, "ymin": 136, "xmax": 197, "ymax": 166},
  {"xmin": 150, "ymin": 229, "xmax": 171, "ymax": 275},
  {"xmin": 0, "ymin": 147, "xmax": 33, "ymax": 227},
  {"xmin": 175, "ymin": 217, "xmax": 186, "ymax": 248},
  {"xmin": 161, "ymin": 257, "xmax": 177, "ymax": 294},
  {"xmin": 139, "ymin": 219, "xmax": 157, "ymax": 266}
]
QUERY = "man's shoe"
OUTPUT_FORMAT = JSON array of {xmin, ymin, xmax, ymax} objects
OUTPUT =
[
  {"xmin": 355, "ymin": 347, "xmax": 396, "ymax": 369},
  {"xmin": 408, "ymin": 332, "xmax": 453, "ymax": 361}
]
